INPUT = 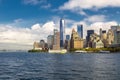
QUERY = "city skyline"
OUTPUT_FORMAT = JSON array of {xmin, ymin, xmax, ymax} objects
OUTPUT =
[{"xmin": 0, "ymin": 0, "xmax": 120, "ymax": 50}]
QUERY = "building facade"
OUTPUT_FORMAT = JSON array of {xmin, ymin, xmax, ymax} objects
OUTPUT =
[
  {"xmin": 33, "ymin": 42, "xmax": 42, "ymax": 50},
  {"xmin": 77, "ymin": 24, "xmax": 83, "ymax": 38},
  {"xmin": 47, "ymin": 35, "xmax": 54, "ymax": 49},
  {"xmin": 70, "ymin": 28, "xmax": 83, "ymax": 49},
  {"xmin": 40, "ymin": 40, "xmax": 45, "ymax": 48},
  {"xmin": 86, "ymin": 30, "xmax": 94, "ymax": 47},
  {"xmin": 60, "ymin": 18, "xmax": 65, "ymax": 48},
  {"xmin": 111, "ymin": 25, "xmax": 120, "ymax": 44},
  {"xmin": 53, "ymin": 32, "xmax": 60, "ymax": 50},
  {"xmin": 90, "ymin": 33, "xmax": 104, "ymax": 48}
]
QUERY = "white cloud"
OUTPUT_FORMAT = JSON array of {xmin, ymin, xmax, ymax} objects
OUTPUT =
[
  {"xmin": 84, "ymin": 15, "xmax": 106, "ymax": 23},
  {"xmin": 0, "ymin": 16, "xmax": 118, "ymax": 50},
  {"xmin": 59, "ymin": 0, "xmax": 120, "ymax": 15},
  {"xmin": 69, "ymin": 21, "xmax": 118, "ymax": 39},
  {"xmin": 0, "ymin": 21, "xmax": 55, "ymax": 50},
  {"xmin": 87, "ymin": 21, "xmax": 118, "ymax": 35}
]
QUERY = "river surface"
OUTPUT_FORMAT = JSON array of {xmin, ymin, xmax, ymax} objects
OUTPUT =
[{"xmin": 0, "ymin": 52, "xmax": 120, "ymax": 80}]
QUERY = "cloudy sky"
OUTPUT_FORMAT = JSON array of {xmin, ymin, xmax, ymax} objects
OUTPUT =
[{"xmin": 0, "ymin": 0, "xmax": 119, "ymax": 50}]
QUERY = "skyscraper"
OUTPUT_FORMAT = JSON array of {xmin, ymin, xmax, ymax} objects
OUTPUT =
[
  {"xmin": 66, "ymin": 35, "xmax": 70, "ymax": 41},
  {"xmin": 86, "ymin": 30, "xmax": 94, "ymax": 47},
  {"xmin": 47, "ymin": 35, "xmax": 54, "ymax": 49},
  {"xmin": 60, "ymin": 18, "xmax": 65, "ymax": 48},
  {"xmin": 53, "ymin": 29, "xmax": 58, "ymax": 45},
  {"xmin": 53, "ymin": 32, "xmax": 60, "ymax": 50},
  {"xmin": 77, "ymin": 24, "xmax": 83, "ymax": 38},
  {"xmin": 70, "ymin": 28, "xmax": 83, "ymax": 49},
  {"xmin": 111, "ymin": 25, "xmax": 120, "ymax": 44},
  {"xmin": 86, "ymin": 30, "xmax": 94, "ymax": 42}
]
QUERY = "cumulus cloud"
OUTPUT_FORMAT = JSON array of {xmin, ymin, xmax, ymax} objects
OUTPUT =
[
  {"xmin": 0, "ymin": 16, "xmax": 118, "ymax": 50},
  {"xmin": 87, "ymin": 21, "xmax": 118, "ymax": 34},
  {"xmin": 69, "ymin": 21, "xmax": 118, "ymax": 39},
  {"xmin": 84, "ymin": 15, "xmax": 106, "ymax": 23},
  {"xmin": 0, "ymin": 21, "xmax": 55, "ymax": 50},
  {"xmin": 59, "ymin": 0, "xmax": 120, "ymax": 15}
]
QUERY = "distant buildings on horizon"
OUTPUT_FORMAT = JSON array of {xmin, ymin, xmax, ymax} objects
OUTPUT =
[{"xmin": 33, "ymin": 18, "xmax": 120, "ymax": 51}]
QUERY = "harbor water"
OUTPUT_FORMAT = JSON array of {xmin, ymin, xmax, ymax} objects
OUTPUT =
[{"xmin": 0, "ymin": 52, "xmax": 120, "ymax": 80}]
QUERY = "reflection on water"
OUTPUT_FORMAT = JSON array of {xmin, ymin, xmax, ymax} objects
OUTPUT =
[{"xmin": 0, "ymin": 52, "xmax": 120, "ymax": 80}]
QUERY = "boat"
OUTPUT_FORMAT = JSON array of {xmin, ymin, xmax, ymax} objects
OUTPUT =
[
  {"xmin": 48, "ymin": 49, "xmax": 67, "ymax": 54},
  {"xmin": 99, "ymin": 50, "xmax": 110, "ymax": 53},
  {"xmin": 75, "ymin": 50, "xmax": 87, "ymax": 53}
]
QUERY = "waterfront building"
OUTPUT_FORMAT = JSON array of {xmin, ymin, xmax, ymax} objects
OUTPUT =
[
  {"xmin": 70, "ymin": 28, "xmax": 83, "ymax": 49},
  {"xmin": 53, "ymin": 29, "xmax": 58, "ymax": 45},
  {"xmin": 47, "ymin": 35, "xmax": 54, "ymax": 49},
  {"xmin": 101, "ymin": 30, "xmax": 107, "ymax": 40},
  {"xmin": 33, "ymin": 42, "xmax": 42, "ymax": 50},
  {"xmin": 106, "ymin": 29, "xmax": 114, "ymax": 46},
  {"xmin": 86, "ymin": 30, "xmax": 94, "ymax": 47},
  {"xmin": 40, "ymin": 40, "xmax": 45, "ymax": 49},
  {"xmin": 77, "ymin": 24, "xmax": 83, "ymax": 38},
  {"xmin": 64, "ymin": 35, "xmax": 70, "ymax": 50},
  {"xmin": 60, "ymin": 18, "xmax": 65, "ymax": 48},
  {"xmin": 53, "ymin": 32, "xmax": 60, "ymax": 50},
  {"xmin": 92, "ymin": 40, "xmax": 104, "ymax": 48},
  {"xmin": 90, "ymin": 33, "xmax": 104, "ymax": 48},
  {"xmin": 66, "ymin": 35, "xmax": 70, "ymax": 41},
  {"xmin": 100, "ymin": 28, "xmax": 102, "ymax": 39},
  {"xmin": 111, "ymin": 25, "xmax": 120, "ymax": 44}
]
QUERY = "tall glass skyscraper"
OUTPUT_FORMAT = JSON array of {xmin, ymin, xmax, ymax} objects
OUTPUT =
[
  {"xmin": 77, "ymin": 24, "xmax": 83, "ymax": 38},
  {"xmin": 60, "ymin": 18, "xmax": 65, "ymax": 48}
]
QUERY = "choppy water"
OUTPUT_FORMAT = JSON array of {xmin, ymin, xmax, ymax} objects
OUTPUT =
[{"xmin": 0, "ymin": 52, "xmax": 120, "ymax": 80}]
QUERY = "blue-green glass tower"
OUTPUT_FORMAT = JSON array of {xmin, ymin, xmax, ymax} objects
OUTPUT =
[{"xmin": 60, "ymin": 18, "xmax": 65, "ymax": 48}]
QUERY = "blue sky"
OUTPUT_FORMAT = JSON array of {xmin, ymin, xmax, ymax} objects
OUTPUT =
[
  {"xmin": 0, "ymin": 0, "xmax": 120, "ymax": 50},
  {"xmin": 0, "ymin": 0, "xmax": 120, "ymax": 24}
]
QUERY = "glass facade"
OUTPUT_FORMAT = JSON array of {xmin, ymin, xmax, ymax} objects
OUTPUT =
[
  {"xmin": 77, "ymin": 24, "xmax": 83, "ymax": 38},
  {"xmin": 66, "ymin": 35, "xmax": 70, "ymax": 41},
  {"xmin": 60, "ymin": 19, "xmax": 65, "ymax": 48},
  {"xmin": 86, "ymin": 30, "xmax": 94, "ymax": 42}
]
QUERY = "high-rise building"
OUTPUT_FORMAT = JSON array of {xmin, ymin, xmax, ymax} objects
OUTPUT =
[
  {"xmin": 86, "ymin": 30, "xmax": 94, "ymax": 47},
  {"xmin": 40, "ymin": 40, "xmax": 45, "ymax": 48},
  {"xmin": 100, "ymin": 28, "xmax": 102, "ymax": 39},
  {"xmin": 70, "ymin": 28, "xmax": 83, "ymax": 49},
  {"xmin": 90, "ymin": 33, "xmax": 104, "ymax": 48},
  {"xmin": 53, "ymin": 29, "xmax": 58, "ymax": 45},
  {"xmin": 60, "ymin": 18, "xmax": 65, "ymax": 48},
  {"xmin": 107, "ymin": 29, "xmax": 114, "ymax": 46},
  {"xmin": 111, "ymin": 25, "xmax": 120, "ymax": 44},
  {"xmin": 99, "ymin": 28, "xmax": 107, "ymax": 40},
  {"xmin": 53, "ymin": 32, "xmax": 60, "ymax": 50},
  {"xmin": 66, "ymin": 35, "xmax": 70, "ymax": 41},
  {"xmin": 77, "ymin": 24, "xmax": 83, "ymax": 38},
  {"xmin": 33, "ymin": 42, "xmax": 41, "ymax": 50},
  {"xmin": 101, "ymin": 30, "xmax": 107, "ymax": 40},
  {"xmin": 47, "ymin": 35, "xmax": 54, "ymax": 49}
]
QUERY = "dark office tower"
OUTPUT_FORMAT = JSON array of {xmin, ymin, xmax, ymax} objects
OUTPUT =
[
  {"xmin": 60, "ymin": 18, "xmax": 65, "ymax": 48},
  {"xmin": 102, "ymin": 30, "xmax": 106, "ymax": 33},
  {"xmin": 100, "ymin": 28, "xmax": 102, "ymax": 39},
  {"xmin": 86, "ymin": 30, "xmax": 94, "ymax": 47},
  {"xmin": 66, "ymin": 35, "xmax": 70, "ymax": 41},
  {"xmin": 40, "ymin": 40, "xmax": 45, "ymax": 48},
  {"xmin": 77, "ymin": 24, "xmax": 83, "ymax": 38}
]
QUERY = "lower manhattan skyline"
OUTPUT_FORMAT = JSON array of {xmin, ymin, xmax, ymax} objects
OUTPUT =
[{"xmin": 0, "ymin": 0, "xmax": 120, "ymax": 50}]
